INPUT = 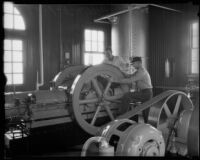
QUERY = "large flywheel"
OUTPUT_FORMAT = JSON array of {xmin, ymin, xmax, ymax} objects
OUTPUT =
[{"xmin": 70, "ymin": 64, "xmax": 130, "ymax": 135}]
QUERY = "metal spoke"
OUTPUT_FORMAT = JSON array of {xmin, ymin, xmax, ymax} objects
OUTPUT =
[
  {"xmin": 173, "ymin": 95, "xmax": 182, "ymax": 117},
  {"xmin": 103, "ymin": 81, "xmax": 112, "ymax": 95},
  {"xmin": 158, "ymin": 122, "xmax": 168, "ymax": 131},
  {"xmin": 163, "ymin": 103, "xmax": 172, "ymax": 117},
  {"xmin": 105, "ymin": 99, "xmax": 121, "ymax": 103},
  {"xmin": 90, "ymin": 105, "xmax": 101, "ymax": 125},
  {"xmin": 79, "ymin": 98, "xmax": 99, "ymax": 105},
  {"xmin": 103, "ymin": 104, "xmax": 115, "ymax": 121},
  {"xmin": 104, "ymin": 94, "xmax": 124, "ymax": 101},
  {"xmin": 91, "ymin": 78, "xmax": 102, "ymax": 97}
]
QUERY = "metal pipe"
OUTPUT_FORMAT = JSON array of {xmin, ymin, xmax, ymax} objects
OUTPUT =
[
  {"xmin": 94, "ymin": 5, "xmax": 148, "ymax": 23},
  {"xmin": 94, "ymin": 4, "xmax": 182, "ymax": 23},
  {"xmin": 128, "ymin": 6, "xmax": 133, "ymax": 58},
  {"xmin": 94, "ymin": 9, "xmax": 130, "ymax": 22},
  {"xmin": 149, "ymin": 4, "xmax": 183, "ymax": 13},
  {"xmin": 36, "ymin": 4, "xmax": 44, "ymax": 90},
  {"xmin": 59, "ymin": 6, "xmax": 63, "ymax": 70}
]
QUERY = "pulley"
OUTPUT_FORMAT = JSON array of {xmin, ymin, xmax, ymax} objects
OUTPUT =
[
  {"xmin": 187, "ymin": 99, "xmax": 199, "ymax": 156},
  {"xmin": 147, "ymin": 91, "xmax": 194, "ymax": 143}
]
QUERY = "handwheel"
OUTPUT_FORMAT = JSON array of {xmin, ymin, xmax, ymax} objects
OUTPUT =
[{"xmin": 71, "ymin": 64, "xmax": 130, "ymax": 135}]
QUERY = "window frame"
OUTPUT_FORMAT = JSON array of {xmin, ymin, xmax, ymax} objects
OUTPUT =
[
  {"xmin": 3, "ymin": 2, "xmax": 27, "ymax": 89},
  {"xmin": 83, "ymin": 28, "xmax": 105, "ymax": 66},
  {"xmin": 4, "ymin": 37, "xmax": 26, "ymax": 86},
  {"xmin": 3, "ymin": 2, "xmax": 26, "ymax": 31},
  {"xmin": 190, "ymin": 21, "xmax": 199, "ymax": 75}
]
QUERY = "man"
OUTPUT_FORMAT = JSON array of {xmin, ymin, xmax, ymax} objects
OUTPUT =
[
  {"xmin": 103, "ymin": 47, "xmax": 128, "ymax": 73},
  {"xmin": 110, "ymin": 56, "xmax": 153, "ymax": 122}
]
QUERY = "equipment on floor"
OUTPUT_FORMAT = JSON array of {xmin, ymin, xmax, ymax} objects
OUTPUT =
[
  {"xmin": 81, "ymin": 88, "xmax": 199, "ymax": 157},
  {"xmin": 4, "ymin": 64, "xmax": 199, "ymax": 157},
  {"xmin": 81, "ymin": 119, "xmax": 165, "ymax": 156}
]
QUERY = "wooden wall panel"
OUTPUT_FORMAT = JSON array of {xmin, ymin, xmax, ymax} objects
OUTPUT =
[{"xmin": 148, "ymin": 6, "xmax": 189, "ymax": 88}]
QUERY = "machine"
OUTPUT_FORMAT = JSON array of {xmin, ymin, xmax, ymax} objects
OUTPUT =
[{"xmin": 4, "ymin": 64, "xmax": 199, "ymax": 157}]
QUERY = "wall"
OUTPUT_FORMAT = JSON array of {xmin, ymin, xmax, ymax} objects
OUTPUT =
[
  {"xmin": 4, "ymin": 4, "xmax": 112, "ymax": 92},
  {"xmin": 148, "ymin": 4, "xmax": 199, "ymax": 88},
  {"xmin": 110, "ymin": 3, "xmax": 199, "ymax": 88},
  {"xmin": 111, "ymin": 6, "xmax": 149, "ymax": 68}
]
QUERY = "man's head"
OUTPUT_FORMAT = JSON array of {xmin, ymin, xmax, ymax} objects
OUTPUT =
[
  {"xmin": 130, "ymin": 57, "xmax": 142, "ymax": 69},
  {"xmin": 104, "ymin": 47, "xmax": 113, "ymax": 61}
]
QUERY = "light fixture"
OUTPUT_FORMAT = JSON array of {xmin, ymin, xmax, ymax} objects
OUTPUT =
[{"xmin": 108, "ymin": 16, "xmax": 118, "ymax": 24}]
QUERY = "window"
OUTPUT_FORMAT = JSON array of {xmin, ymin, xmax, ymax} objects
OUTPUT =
[
  {"xmin": 84, "ymin": 29, "xmax": 105, "ymax": 65},
  {"xmin": 4, "ymin": 39, "xmax": 24, "ymax": 85},
  {"xmin": 4, "ymin": 2, "xmax": 26, "ymax": 85},
  {"xmin": 4, "ymin": 1, "xmax": 25, "ymax": 30},
  {"xmin": 191, "ymin": 22, "xmax": 199, "ymax": 74}
]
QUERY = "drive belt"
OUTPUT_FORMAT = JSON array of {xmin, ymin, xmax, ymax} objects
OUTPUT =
[{"xmin": 117, "ymin": 90, "xmax": 180, "ymax": 120}]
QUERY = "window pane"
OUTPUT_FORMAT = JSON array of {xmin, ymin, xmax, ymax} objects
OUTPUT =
[
  {"xmin": 13, "ymin": 74, "xmax": 23, "ymax": 84},
  {"xmin": 14, "ymin": 8, "xmax": 20, "ymax": 15},
  {"xmin": 4, "ymin": 51, "xmax": 12, "ymax": 62},
  {"xmin": 98, "ymin": 42, "xmax": 104, "ymax": 52},
  {"xmin": 192, "ymin": 61, "xmax": 199, "ymax": 74},
  {"xmin": 4, "ymin": 13, "xmax": 13, "ymax": 29},
  {"xmin": 85, "ymin": 41, "xmax": 91, "ymax": 51},
  {"xmin": 192, "ymin": 23, "xmax": 199, "ymax": 48},
  {"xmin": 13, "ymin": 63, "xmax": 23, "ymax": 73},
  {"xmin": 4, "ymin": 2, "xmax": 13, "ymax": 13},
  {"xmin": 84, "ymin": 53, "xmax": 104, "ymax": 66},
  {"xmin": 192, "ymin": 35, "xmax": 199, "ymax": 48},
  {"xmin": 92, "ymin": 53, "xmax": 104, "ymax": 65},
  {"xmin": 84, "ymin": 53, "xmax": 89, "ymax": 66},
  {"xmin": 4, "ymin": 39, "xmax": 12, "ymax": 50},
  {"xmin": 84, "ymin": 53, "xmax": 93, "ymax": 66},
  {"xmin": 14, "ymin": 15, "xmax": 25, "ymax": 30},
  {"xmin": 13, "ymin": 51, "xmax": 23, "ymax": 62},
  {"xmin": 12, "ymin": 40, "xmax": 22, "ymax": 50},
  {"xmin": 98, "ymin": 31, "xmax": 104, "ymax": 42},
  {"xmin": 191, "ymin": 49, "xmax": 199, "ymax": 60},
  {"xmin": 85, "ymin": 30, "xmax": 91, "ymax": 41},
  {"xmin": 92, "ymin": 42, "xmax": 97, "ymax": 51},
  {"xmin": 5, "ymin": 74, "xmax": 12, "ymax": 85},
  {"xmin": 92, "ymin": 30, "xmax": 97, "ymax": 41},
  {"xmin": 192, "ymin": 23, "xmax": 199, "ymax": 36},
  {"xmin": 4, "ymin": 63, "xmax": 12, "ymax": 73}
]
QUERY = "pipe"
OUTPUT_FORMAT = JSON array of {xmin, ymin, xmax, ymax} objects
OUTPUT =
[
  {"xmin": 94, "ymin": 4, "xmax": 148, "ymax": 23},
  {"xmin": 59, "ymin": 6, "xmax": 63, "ymax": 70},
  {"xmin": 36, "ymin": 4, "xmax": 44, "ymax": 90},
  {"xmin": 94, "ymin": 4, "xmax": 182, "ymax": 23},
  {"xmin": 149, "ymin": 4, "xmax": 183, "ymax": 13},
  {"xmin": 128, "ymin": 6, "xmax": 133, "ymax": 58}
]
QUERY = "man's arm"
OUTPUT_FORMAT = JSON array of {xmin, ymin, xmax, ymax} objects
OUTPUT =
[
  {"xmin": 117, "ymin": 57, "xmax": 128, "ymax": 71},
  {"xmin": 112, "ymin": 70, "xmax": 145, "ymax": 84}
]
